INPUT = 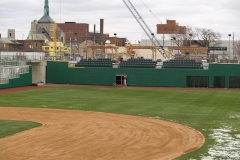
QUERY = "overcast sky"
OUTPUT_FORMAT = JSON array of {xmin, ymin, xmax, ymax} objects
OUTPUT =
[{"xmin": 0, "ymin": 0, "xmax": 240, "ymax": 42}]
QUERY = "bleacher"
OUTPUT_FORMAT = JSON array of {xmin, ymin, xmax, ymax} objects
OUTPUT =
[
  {"xmin": 120, "ymin": 58, "xmax": 157, "ymax": 68},
  {"xmin": 0, "ymin": 60, "xmax": 29, "ymax": 85},
  {"xmin": 162, "ymin": 59, "xmax": 203, "ymax": 69},
  {"xmin": 0, "ymin": 61, "xmax": 20, "ymax": 67},
  {"xmin": 75, "ymin": 58, "xmax": 115, "ymax": 67}
]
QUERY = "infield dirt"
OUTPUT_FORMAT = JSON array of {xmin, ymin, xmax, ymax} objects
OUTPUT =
[
  {"xmin": 0, "ymin": 85, "xmax": 205, "ymax": 159},
  {"xmin": 0, "ymin": 107, "xmax": 204, "ymax": 160}
]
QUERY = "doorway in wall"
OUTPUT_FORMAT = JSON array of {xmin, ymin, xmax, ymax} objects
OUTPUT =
[{"xmin": 115, "ymin": 74, "xmax": 127, "ymax": 86}]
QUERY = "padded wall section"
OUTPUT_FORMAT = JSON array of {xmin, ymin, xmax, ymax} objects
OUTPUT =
[{"xmin": 46, "ymin": 61, "xmax": 240, "ymax": 88}]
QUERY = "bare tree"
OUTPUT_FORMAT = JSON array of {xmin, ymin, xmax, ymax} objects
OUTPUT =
[
  {"xmin": 233, "ymin": 40, "xmax": 240, "ymax": 60},
  {"xmin": 170, "ymin": 25, "xmax": 195, "ymax": 46},
  {"xmin": 170, "ymin": 27, "xmax": 221, "ymax": 48},
  {"xmin": 194, "ymin": 28, "xmax": 221, "ymax": 47}
]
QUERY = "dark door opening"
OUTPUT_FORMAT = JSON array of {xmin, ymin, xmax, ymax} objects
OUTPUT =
[{"xmin": 115, "ymin": 75, "xmax": 127, "ymax": 86}]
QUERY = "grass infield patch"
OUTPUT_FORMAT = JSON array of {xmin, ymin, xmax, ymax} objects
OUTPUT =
[
  {"xmin": 0, "ymin": 86, "xmax": 240, "ymax": 159},
  {"xmin": 0, "ymin": 120, "xmax": 41, "ymax": 138}
]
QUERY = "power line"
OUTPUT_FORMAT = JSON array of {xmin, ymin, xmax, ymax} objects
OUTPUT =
[{"xmin": 140, "ymin": 0, "xmax": 161, "ymax": 23}]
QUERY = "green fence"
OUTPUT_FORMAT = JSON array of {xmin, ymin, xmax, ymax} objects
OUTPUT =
[{"xmin": 46, "ymin": 61, "xmax": 240, "ymax": 88}]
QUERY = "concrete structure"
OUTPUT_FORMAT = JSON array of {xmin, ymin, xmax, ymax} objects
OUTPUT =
[
  {"xmin": 8, "ymin": 29, "xmax": 15, "ymax": 39},
  {"xmin": 138, "ymin": 38, "xmax": 235, "ymax": 61},
  {"xmin": 31, "ymin": 61, "xmax": 47, "ymax": 83}
]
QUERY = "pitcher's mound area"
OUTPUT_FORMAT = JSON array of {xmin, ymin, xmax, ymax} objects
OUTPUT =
[{"xmin": 0, "ymin": 107, "xmax": 204, "ymax": 160}]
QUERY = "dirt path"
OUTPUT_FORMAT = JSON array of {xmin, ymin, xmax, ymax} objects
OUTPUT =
[{"xmin": 0, "ymin": 107, "xmax": 204, "ymax": 160}]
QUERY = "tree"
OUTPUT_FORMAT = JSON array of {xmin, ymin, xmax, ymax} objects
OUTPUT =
[
  {"xmin": 233, "ymin": 40, "xmax": 240, "ymax": 60},
  {"xmin": 170, "ymin": 27, "xmax": 221, "ymax": 48},
  {"xmin": 170, "ymin": 25, "xmax": 194, "ymax": 46},
  {"xmin": 194, "ymin": 28, "xmax": 221, "ymax": 48}
]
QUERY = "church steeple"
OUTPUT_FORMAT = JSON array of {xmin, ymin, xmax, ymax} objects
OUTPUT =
[
  {"xmin": 44, "ymin": 0, "xmax": 49, "ymax": 16},
  {"xmin": 38, "ymin": 0, "xmax": 54, "ymax": 23}
]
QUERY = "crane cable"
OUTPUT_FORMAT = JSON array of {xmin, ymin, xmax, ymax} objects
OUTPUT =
[{"xmin": 140, "ymin": 0, "xmax": 161, "ymax": 23}]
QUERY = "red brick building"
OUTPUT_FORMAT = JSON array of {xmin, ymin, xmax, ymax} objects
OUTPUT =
[
  {"xmin": 57, "ymin": 19, "xmax": 127, "ymax": 46},
  {"xmin": 157, "ymin": 20, "xmax": 186, "ymax": 34}
]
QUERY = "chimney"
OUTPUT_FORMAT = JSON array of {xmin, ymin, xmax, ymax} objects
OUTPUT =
[
  {"xmin": 100, "ymin": 19, "xmax": 104, "ymax": 35},
  {"xmin": 94, "ymin": 24, "xmax": 96, "ymax": 33},
  {"xmin": 0, "ymin": 33, "xmax": 1, "ymax": 38}
]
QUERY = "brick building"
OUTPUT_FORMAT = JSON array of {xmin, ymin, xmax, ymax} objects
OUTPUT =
[
  {"xmin": 57, "ymin": 19, "xmax": 127, "ymax": 47},
  {"xmin": 157, "ymin": 20, "xmax": 186, "ymax": 34}
]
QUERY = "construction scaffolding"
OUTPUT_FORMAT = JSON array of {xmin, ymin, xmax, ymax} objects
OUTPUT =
[
  {"xmin": 168, "ymin": 45, "xmax": 208, "ymax": 61},
  {"xmin": 125, "ymin": 45, "xmax": 157, "ymax": 61},
  {"xmin": 86, "ymin": 45, "xmax": 119, "ymax": 60}
]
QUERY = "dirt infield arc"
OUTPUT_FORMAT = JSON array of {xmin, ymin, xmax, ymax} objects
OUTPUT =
[{"xmin": 0, "ymin": 107, "xmax": 204, "ymax": 160}]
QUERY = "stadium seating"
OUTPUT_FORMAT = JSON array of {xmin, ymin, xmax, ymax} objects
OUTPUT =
[
  {"xmin": 75, "ymin": 58, "xmax": 115, "ymax": 67},
  {"xmin": 119, "ymin": 58, "xmax": 157, "ymax": 68},
  {"xmin": 0, "ymin": 61, "xmax": 20, "ymax": 67},
  {"xmin": 162, "ymin": 59, "xmax": 203, "ymax": 69}
]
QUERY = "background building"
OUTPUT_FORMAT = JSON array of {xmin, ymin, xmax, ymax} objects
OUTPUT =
[{"xmin": 157, "ymin": 20, "xmax": 186, "ymax": 34}]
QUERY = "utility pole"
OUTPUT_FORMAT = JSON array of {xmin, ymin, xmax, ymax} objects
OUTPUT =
[
  {"xmin": 233, "ymin": 32, "xmax": 235, "ymax": 59},
  {"xmin": 70, "ymin": 37, "xmax": 72, "ymax": 60},
  {"xmin": 228, "ymin": 34, "xmax": 231, "ymax": 60}
]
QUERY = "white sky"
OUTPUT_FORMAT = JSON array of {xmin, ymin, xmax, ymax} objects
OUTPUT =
[{"xmin": 0, "ymin": 0, "xmax": 240, "ymax": 42}]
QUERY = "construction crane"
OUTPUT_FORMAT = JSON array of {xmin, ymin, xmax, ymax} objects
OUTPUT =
[{"xmin": 122, "ymin": 0, "xmax": 169, "ymax": 59}]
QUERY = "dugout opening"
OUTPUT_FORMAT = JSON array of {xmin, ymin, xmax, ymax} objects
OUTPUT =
[{"xmin": 115, "ymin": 74, "xmax": 127, "ymax": 86}]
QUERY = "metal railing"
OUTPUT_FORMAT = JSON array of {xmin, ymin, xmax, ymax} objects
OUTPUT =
[{"xmin": 0, "ymin": 65, "xmax": 29, "ymax": 85}]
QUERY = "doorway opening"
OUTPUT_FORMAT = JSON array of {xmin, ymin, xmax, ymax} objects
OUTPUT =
[{"xmin": 115, "ymin": 74, "xmax": 127, "ymax": 86}]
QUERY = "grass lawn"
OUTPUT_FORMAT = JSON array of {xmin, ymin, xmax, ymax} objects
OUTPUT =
[
  {"xmin": 0, "ymin": 120, "xmax": 41, "ymax": 138},
  {"xmin": 0, "ymin": 86, "xmax": 240, "ymax": 159}
]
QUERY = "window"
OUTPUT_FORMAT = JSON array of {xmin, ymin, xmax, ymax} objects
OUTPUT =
[{"xmin": 209, "ymin": 47, "xmax": 227, "ymax": 51}]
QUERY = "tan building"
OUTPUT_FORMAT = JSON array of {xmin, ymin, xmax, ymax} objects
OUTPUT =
[{"xmin": 157, "ymin": 20, "xmax": 186, "ymax": 34}]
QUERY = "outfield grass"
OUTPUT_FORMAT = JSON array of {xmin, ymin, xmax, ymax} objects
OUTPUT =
[
  {"xmin": 0, "ymin": 86, "xmax": 240, "ymax": 159},
  {"xmin": 0, "ymin": 120, "xmax": 41, "ymax": 138}
]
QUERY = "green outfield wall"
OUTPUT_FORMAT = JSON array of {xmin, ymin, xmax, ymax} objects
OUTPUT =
[
  {"xmin": 46, "ymin": 61, "xmax": 240, "ymax": 88},
  {"xmin": 0, "ymin": 66, "xmax": 32, "ymax": 89}
]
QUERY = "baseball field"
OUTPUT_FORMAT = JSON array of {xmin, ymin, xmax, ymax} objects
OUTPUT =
[{"xmin": 0, "ymin": 85, "xmax": 240, "ymax": 159}]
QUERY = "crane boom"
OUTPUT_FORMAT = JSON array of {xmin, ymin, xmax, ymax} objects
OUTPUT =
[{"xmin": 122, "ymin": 0, "xmax": 167, "ymax": 59}]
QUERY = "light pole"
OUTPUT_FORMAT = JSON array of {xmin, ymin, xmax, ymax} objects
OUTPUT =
[
  {"xmin": 228, "ymin": 34, "xmax": 231, "ymax": 60},
  {"xmin": 22, "ymin": 34, "xmax": 24, "ymax": 40},
  {"xmin": 70, "ymin": 38, "xmax": 72, "ymax": 60},
  {"xmin": 151, "ymin": 33, "xmax": 154, "ymax": 46},
  {"xmin": 213, "ymin": 41, "xmax": 215, "ymax": 59},
  {"xmin": 173, "ymin": 37, "xmax": 179, "ymax": 54},
  {"xmin": 114, "ymin": 33, "xmax": 117, "ymax": 45},
  {"xmin": 233, "ymin": 32, "xmax": 235, "ymax": 59},
  {"xmin": 189, "ymin": 33, "xmax": 192, "ymax": 46}
]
